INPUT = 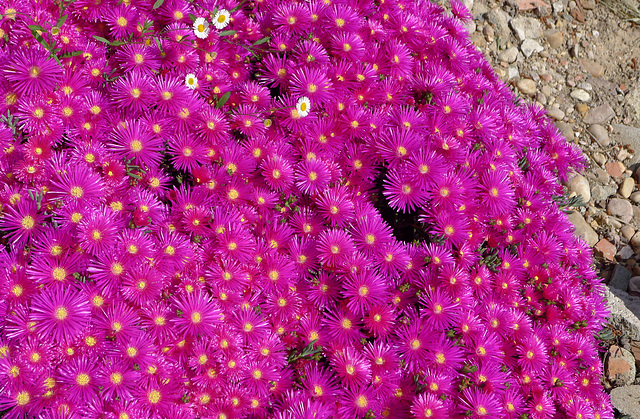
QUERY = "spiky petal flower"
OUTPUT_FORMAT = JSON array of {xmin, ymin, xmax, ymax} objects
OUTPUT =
[
  {"xmin": 31, "ymin": 286, "xmax": 91, "ymax": 342},
  {"xmin": 3, "ymin": 49, "xmax": 62, "ymax": 97}
]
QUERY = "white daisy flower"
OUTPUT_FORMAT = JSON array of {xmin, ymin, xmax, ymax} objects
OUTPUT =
[
  {"xmin": 185, "ymin": 73, "xmax": 198, "ymax": 90},
  {"xmin": 193, "ymin": 17, "xmax": 210, "ymax": 39},
  {"xmin": 212, "ymin": 9, "xmax": 231, "ymax": 30},
  {"xmin": 296, "ymin": 97, "xmax": 311, "ymax": 117}
]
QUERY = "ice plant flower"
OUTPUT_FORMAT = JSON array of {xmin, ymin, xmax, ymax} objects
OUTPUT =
[{"xmin": 0, "ymin": 0, "xmax": 611, "ymax": 417}]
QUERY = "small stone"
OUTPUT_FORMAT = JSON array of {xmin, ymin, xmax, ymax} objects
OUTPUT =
[
  {"xmin": 485, "ymin": 7, "xmax": 510, "ymax": 33},
  {"xmin": 622, "ymin": 225, "xmax": 636, "ymax": 240},
  {"xmin": 584, "ymin": 103, "xmax": 615, "ymax": 124},
  {"xmin": 581, "ymin": 0, "xmax": 596, "ymax": 9},
  {"xmin": 483, "ymin": 25, "xmax": 495, "ymax": 39},
  {"xmin": 544, "ymin": 29, "xmax": 563, "ymax": 49},
  {"xmin": 546, "ymin": 107, "xmax": 565, "ymax": 120},
  {"xmin": 587, "ymin": 124, "xmax": 610, "ymax": 146},
  {"xmin": 555, "ymin": 121, "xmax": 574, "ymax": 141},
  {"xmin": 631, "ymin": 191, "xmax": 640, "ymax": 203},
  {"xmin": 567, "ymin": 174, "xmax": 590, "ymax": 202},
  {"xmin": 508, "ymin": 66, "xmax": 520, "ymax": 80},
  {"xmin": 608, "ymin": 198, "xmax": 633, "ymax": 222},
  {"xmin": 610, "ymin": 385, "xmax": 640, "ymax": 417},
  {"xmin": 605, "ymin": 345, "xmax": 637, "ymax": 386},
  {"xmin": 520, "ymin": 39, "xmax": 544, "ymax": 58},
  {"xmin": 575, "ymin": 103, "xmax": 588, "ymax": 114},
  {"xmin": 630, "ymin": 277, "xmax": 640, "ymax": 296},
  {"xmin": 582, "ymin": 59, "xmax": 605, "ymax": 77},
  {"xmin": 498, "ymin": 47, "xmax": 518, "ymax": 64},
  {"xmin": 632, "ymin": 232, "xmax": 640, "ymax": 249},
  {"xmin": 566, "ymin": 211, "xmax": 599, "ymax": 246},
  {"xmin": 570, "ymin": 88, "xmax": 591, "ymax": 102},
  {"xmin": 595, "ymin": 238, "xmax": 617, "ymax": 261},
  {"xmin": 614, "ymin": 125, "xmax": 640, "ymax": 165},
  {"xmin": 607, "ymin": 287, "xmax": 640, "ymax": 341},
  {"xmin": 552, "ymin": 0, "xmax": 564, "ymax": 12},
  {"xmin": 619, "ymin": 245, "xmax": 635, "ymax": 260},
  {"xmin": 611, "ymin": 264, "xmax": 633, "ymax": 290},
  {"xmin": 593, "ymin": 153, "xmax": 607, "ymax": 166},
  {"xmin": 510, "ymin": 16, "xmax": 543, "ymax": 42},
  {"xmin": 593, "ymin": 152, "xmax": 606, "ymax": 166},
  {"xmin": 593, "ymin": 168, "xmax": 611, "ymax": 184},
  {"xmin": 516, "ymin": 78, "xmax": 537, "ymax": 95},
  {"xmin": 620, "ymin": 177, "xmax": 636, "ymax": 198},
  {"xmin": 606, "ymin": 161, "xmax": 625, "ymax": 178},
  {"xmin": 591, "ymin": 185, "xmax": 614, "ymax": 202},
  {"xmin": 618, "ymin": 149, "xmax": 631, "ymax": 162}
]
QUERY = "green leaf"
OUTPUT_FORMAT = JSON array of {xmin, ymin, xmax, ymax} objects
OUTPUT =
[
  {"xmin": 230, "ymin": 0, "xmax": 245, "ymax": 12},
  {"xmin": 92, "ymin": 35, "xmax": 111, "ymax": 44},
  {"xmin": 61, "ymin": 50, "xmax": 83, "ymax": 57},
  {"xmin": 188, "ymin": 13, "xmax": 197, "ymax": 23},
  {"xmin": 216, "ymin": 91, "xmax": 231, "ymax": 108},
  {"xmin": 56, "ymin": 14, "xmax": 68, "ymax": 28},
  {"xmin": 252, "ymin": 36, "xmax": 270, "ymax": 45},
  {"xmin": 28, "ymin": 24, "xmax": 45, "ymax": 32},
  {"xmin": 219, "ymin": 30, "xmax": 236, "ymax": 37},
  {"xmin": 152, "ymin": 0, "xmax": 165, "ymax": 9},
  {"xmin": 154, "ymin": 36, "xmax": 163, "ymax": 53}
]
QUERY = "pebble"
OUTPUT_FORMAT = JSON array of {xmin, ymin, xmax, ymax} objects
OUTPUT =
[
  {"xmin": 622, "ymin": 225, "xmax": 636, "ymax": 240},
  {"xmin": 520, "ymin": 39, "xmax": 544, "ymax": 57},
  {"xmin": 555, "ymin": 121, "xmax": 574, "ymax": 140},
  {"xmin": 610, "ymin": 385, "xmax": 640, "ymax": 417},
  {"xmin": 509, "ymin": 16, "xmax": 543, "ymax": 42},
  {"xmin": 593, "ymin": 168, "xmax": 611, "ymax": 184},
  {"xmin": 587, "ymin": 124, "xmax": 611, "ymax": 147},
  {"xmin": 582, "ymin": 59, "xmax": 605, "ymax": 77},
  {"xmin": 610, "ymin": 264, "xmax": 633, "ymax": 291},
  {"xmin": 595, "ymin": 238, "xmax": 617, "ymax": 261},
  {"xmin": 629, "ymin": 277, "xmax": 640, "ymax": 296},
  {"xmin": 516, "ymin": 78, "xmax": 537, "ymax": 95},
  {"xmin": 498, "ymin": 47, "xmax": 518, "ymax": 63},
  {"xmin": 576, "ymin": 103, "xmax": 588, "ymax": 114},
  {"xmin": 546, "ymin": 107, "xmax": 565, "ymax": 120},
  {"xmin": 606, "ymin": 161, "xmax": 625, "ymax": 178},
  {"xmin": 619, "ymin": 245, "xmax": 635, "ymax": 260},
  {"xmin": 620, "ymin": 177, "xmax": 636, "ymax": 199},
  {"xmin": 543, "ymin": 29, "xmax": 564, "ymax": 49},
  {"xmin": 567, "ymin": 174, "xmax": 591, "ymax": 202},
  {"xmin": 570, "ymin": 88, "xmax": 591, "ymax": 102},
  {"xmin": 566, "ymin": 211, "xmax": 599, "ymax": 246},
  {"xmin": 584, "ymin": 103, "xmax": 615, "ymax": 124},
  {"xmin": 632, "ymin": 231, "xmax": 640, "ymax": 249},
  {"xmin": 605, "ymin": 345, "xmax": 636, "ymax": 386},
  {"xmin": 631, "ymin": 191, "xmax": 640, "ymax": 204},
  {"xmin": 508, "ymin": 66, "xmax": 520, "ymax": 80},
  {"xmin": 608, "ymin": 198, "xmax": 634, "ymax": 222},
  {"xmin": 614, "ymin": 125, "xmax": 640, "ymax": 165},
  {"xmin": 618, "ymin": 149, "xmax": 631, "ymax": 162},
  {"xmin": 483, "ymin": 25, "xmax": 495, "ymax": 40},
  {"xmin": 593, "ymin": 152, "xmax": 606, "ymax": 166}
]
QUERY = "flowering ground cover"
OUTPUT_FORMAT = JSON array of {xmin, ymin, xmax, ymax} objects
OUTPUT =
[{"xmin": 0, "ymin": 0, "xmax": 615, "ymax": 417}]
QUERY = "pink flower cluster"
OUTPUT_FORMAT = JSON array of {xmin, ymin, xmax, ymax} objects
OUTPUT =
[{"xmin": 0, "ymin": 0, "xmax": 612, "ymax": 417}]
